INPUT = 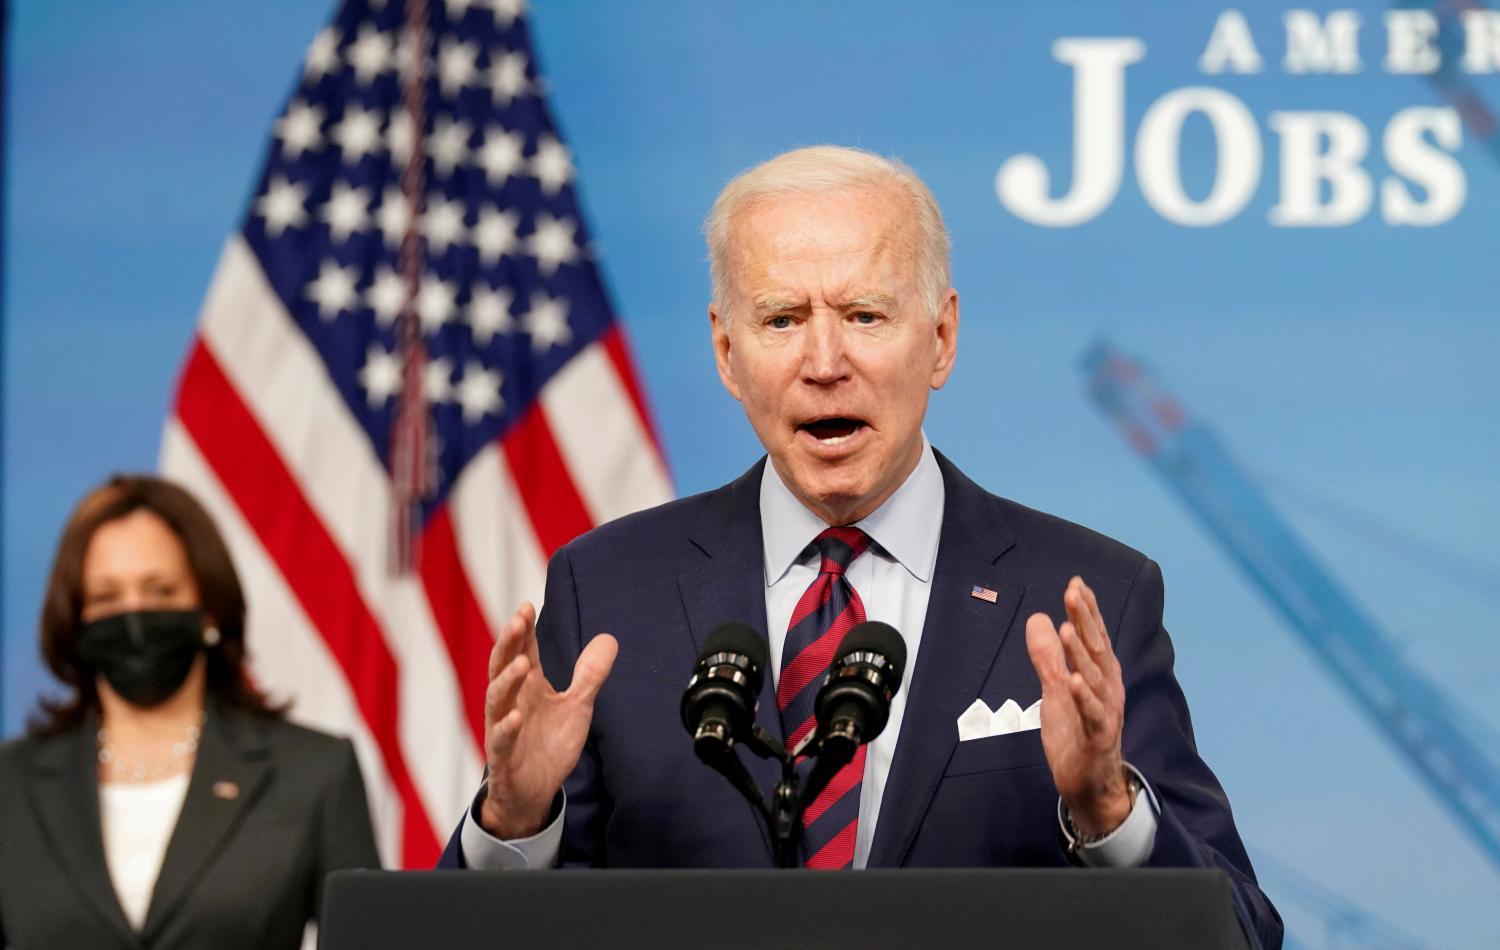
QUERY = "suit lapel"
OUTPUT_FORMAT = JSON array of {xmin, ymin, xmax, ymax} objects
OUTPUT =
[
  {"xmin": 141, "ymin": 705, "xmax": 271, "ymax": 942},
  {"xmin": 675, "ymin": 459, "xmax": 783, "ymax": 854},
  {"xmin": 28, "ymin": 716, "xmax": 142, "ymax": 947},
  {"xmin": 676, "ymin": 461, "xmax": 772, "ymax": 662},
  {"xmin": 868, "ymin": 453, "xmax": 1023, "ymax": 868}
]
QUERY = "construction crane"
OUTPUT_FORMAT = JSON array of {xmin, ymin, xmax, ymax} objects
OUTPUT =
[
  {"xmin": 1408, "ymin": 0, "xmax": 1500, "ymax": 165},
  {"xmin": 1082, "ymin": 342, "xmax": 1500, "ymax": 871}
]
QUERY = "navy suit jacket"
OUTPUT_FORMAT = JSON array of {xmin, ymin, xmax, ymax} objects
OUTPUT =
[{"xmin": 440, "ymin": 451, "xmax": 1282, "ymax": 949}]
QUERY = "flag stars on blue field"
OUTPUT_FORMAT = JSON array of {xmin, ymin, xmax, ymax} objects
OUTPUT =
[
  {"xmin": 355, "ymin": 324, "xmax": 514, "ymax": 419},
  {"xmin": 321, "ymin": 182, "xmax": 371, "ymax": 243},
  {"xmin": 416, "ymin": 275, "xmax": 459, "ymax": 332},
  {"xmin": 527, "ymin": 213, "xmax": 578, "ymax": 275},
  {"xmin": 437, "ymin": 38, "xmax": 481, "ymax": 97},
  {"xmin": 298, "ymin": 4, "xmax": 534, "ymax": 96},
  {"xmin": 366, "ymin": 266, "xmax": 406, "ymax": 325},
  {"xmin": 347, "ymin": 24, "xmax": 393, "ymax": 86},
  {"xmin": 388, "ymin": 111, "xmax": 416, "ymax": 164},
  {"xmin": 376, "ymin": 186, "xmax": 411, "ymax": 248},
  {"xmin": 436, "ymin": 0, "xmax": 530, "ymax": 30},
  {"xmin": 487, "ymin": 0, "xmax": 530, "ymax": 29},
  {"xmin": 394, "ymin": 33, "xmax": 420, "ymax": 81},
  {"xmin": 455, "ymin": 360, "xmax": 505, "ymax": 423},
  {"xmin": 427, "ymin": 116, "xmax": 471, "ymax": 177},
  {"xmin": 332, "ymin": 105, "xmax": 385, "ymax": 164},
  {"xmin": 306, "ymin": 260, "xmax": 360, "ymax": 321},
  {"xmin": 304, "ymin": 27, "xmax": 340, "ymax": 82},
  {"xmin": 530, "ymin": 135, "xmax": 572, "ymax": 194},
  {"xmin": 473, "ymin": 206, "xmax": 520, "ymax": 263},
  {"xmin": 467, "ymin": 285, "xmax": 515, "ymax": 344},
  {"xmin": 446, "ymin": 0, "xmax": 527, "ymax": 23},
  {"xmin": 424, "ymin": 356, "xmax": 455, "ymax": 403},
  {"xmin": 251, "ymin": 0, "xmax": 611, "ymax": 489},
  {"xmin": 256, "ymin": 177, "xmax": 309, "ymax": 237},
  {"xmin": 524, "ymin": 292, "xmax": 571, "ymax": 351},
  {"xmin": 487, "ymin": 50, "xmax": 531, "ymax": 105},
  {"xmin": 277, "ymin": 101, "xmax": 325, "ymax": 160},
  {"xmin": 421, "ymin": 196, "xmax": 469, "ymax": 254},
  {"xmin": 359, "ymin": 344, "xmax": 402, "ymax": 406},
  {"xmin": 477, "ymin": 128, "xmax": 525, "ymax": 186}
]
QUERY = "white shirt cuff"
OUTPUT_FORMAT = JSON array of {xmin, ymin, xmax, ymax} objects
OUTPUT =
[
  {"xmin": 458, "ymin": 786, "xmax": 565, "ymax": 870},
  {"xmin": 1057, "ymin": 762, "xmax": 1158, "ymax": 868}
]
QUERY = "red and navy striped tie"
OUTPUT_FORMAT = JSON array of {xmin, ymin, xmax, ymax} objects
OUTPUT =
[{"xmin": 777, "ymin": 526, "xmax": 872, "ymax": 869}]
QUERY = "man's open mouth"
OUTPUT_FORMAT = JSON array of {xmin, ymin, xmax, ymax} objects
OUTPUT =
[{"xmin": 798, "ymin": 417, "xmax": 867, "ymax": 445}]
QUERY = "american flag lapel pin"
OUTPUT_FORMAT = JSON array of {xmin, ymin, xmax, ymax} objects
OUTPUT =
[
  {"xmin": 212, "ymin": 781, "xmax": 240, "ymax": 801},
  {"xmin": 970, "ymin": 585, "xmax": 999, "ymax": 604}
]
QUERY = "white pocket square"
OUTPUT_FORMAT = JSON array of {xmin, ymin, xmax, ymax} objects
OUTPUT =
[{"xmin": 957, "ymin": 698, "xmax": 1041, "ymax": 741}]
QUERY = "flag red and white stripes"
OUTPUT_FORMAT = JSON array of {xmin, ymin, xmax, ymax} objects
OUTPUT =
[{"xmin": 161, "ymin": 0, "xmax": 671, "ymax": 868}]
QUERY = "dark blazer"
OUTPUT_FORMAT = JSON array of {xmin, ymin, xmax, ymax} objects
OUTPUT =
[
  {"xmin": 0, "ymin": 702, "xmax": 380, "ymax": 950},
  {"xmin": 439, "ymin": 451, "xmax": 1282, "ymax": 949}
]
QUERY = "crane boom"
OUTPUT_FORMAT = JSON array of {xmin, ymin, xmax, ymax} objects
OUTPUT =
[{"xmin": 1083, "ymin": 342, "xmax": 1500, "ymax": 870}]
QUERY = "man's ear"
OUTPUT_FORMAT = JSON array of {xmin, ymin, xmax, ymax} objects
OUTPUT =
[
  {"xmin": 710, "ymin": 305, "xmax": 742, "ymax": 401},
  {"xmin": 930, "ymin": 289, "xmax": 959, "ymax": 390}
]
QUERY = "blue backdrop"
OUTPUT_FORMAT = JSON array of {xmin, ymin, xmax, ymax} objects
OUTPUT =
[{"xmin": 5, "ymin": 2, "xmax": 1498, "ymax": 946}]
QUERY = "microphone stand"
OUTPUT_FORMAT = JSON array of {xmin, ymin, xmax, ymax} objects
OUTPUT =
[
  {"xmin": 694, "ymin": 722, "xmax": 803, "ymax": 867},
  {"xmin": 742, "ymin": 726, "xmax": 802, "ymax": 869},
  {"xmin": 723, "ymin": 725, "xmax": 858, "ymax": 868},
  {"xmin": 694, "ymin": 708, "xmax": 867, "ymax": 867}
]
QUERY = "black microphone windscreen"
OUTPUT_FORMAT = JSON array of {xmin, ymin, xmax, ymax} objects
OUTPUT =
[
  {"xmin": 700, "ymin": 622, "xmax": 768, "ymax": 671},
  {"xmin": 836, "ymin": 621, "xmax": 907, "ymax": 689}
]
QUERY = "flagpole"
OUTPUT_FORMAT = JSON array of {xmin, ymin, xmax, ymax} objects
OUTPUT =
[{"xmin": 391, "ymin": 0, "xmax": 430, "ymax": 575}]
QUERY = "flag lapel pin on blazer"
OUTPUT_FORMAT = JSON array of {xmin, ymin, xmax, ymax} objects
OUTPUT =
[
  {"xmin": 970, "ymin": 585, "xmax": 999, "ymax": 603},
  {"xmin": 212, "ymin": 781, "xmax": 240, "ymax": 800}
]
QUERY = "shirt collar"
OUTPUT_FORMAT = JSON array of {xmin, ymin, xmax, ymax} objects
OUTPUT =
[{"xmin": 760, "ymin": 438, "xmax": 945, "ymax": 588}]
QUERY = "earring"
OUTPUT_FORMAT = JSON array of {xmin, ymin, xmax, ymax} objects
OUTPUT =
[{"xmin": 204, "ymin": 626, "xmax": 222, "ymax": 647}]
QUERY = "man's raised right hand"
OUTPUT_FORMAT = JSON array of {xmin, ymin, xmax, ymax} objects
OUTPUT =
[{"xmin": 479, "ymin": 601, "xmax": 618, "ymax": 840}]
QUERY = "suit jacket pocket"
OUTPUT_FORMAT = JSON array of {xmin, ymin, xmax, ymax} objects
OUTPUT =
[{"xmin": 944, "ymin": 730, "xmax": 1047, "ymax": 776}]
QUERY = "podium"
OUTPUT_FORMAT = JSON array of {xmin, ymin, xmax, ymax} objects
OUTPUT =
[{"xmin": 320, "ymin": 868, "xmax": 1253, "ymax": 949}]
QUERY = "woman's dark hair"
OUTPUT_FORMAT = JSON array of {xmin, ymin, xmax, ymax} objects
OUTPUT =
[{"xmin": 29, "ymin": 473, "xmax": 284, "ymax": 736}]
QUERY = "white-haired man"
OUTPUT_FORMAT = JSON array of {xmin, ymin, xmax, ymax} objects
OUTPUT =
[{"xmin": 438, "ymin": 146, "xmax": 1282, "ymax": 949}]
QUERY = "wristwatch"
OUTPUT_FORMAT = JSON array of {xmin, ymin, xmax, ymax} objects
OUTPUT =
[{"xmin": 1064, "ymin": 771, "xmax": 1143, "ymax": 857}]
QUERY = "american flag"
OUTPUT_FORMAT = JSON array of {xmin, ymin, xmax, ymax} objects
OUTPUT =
[{"xmin": 159, "ymin": 0, "xmax": 671, "ymax": 868}]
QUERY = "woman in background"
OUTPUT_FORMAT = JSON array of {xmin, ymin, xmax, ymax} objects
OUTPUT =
[{"xmin": 0, "ymin": 474, "xmax": 380, "ymax": 949}]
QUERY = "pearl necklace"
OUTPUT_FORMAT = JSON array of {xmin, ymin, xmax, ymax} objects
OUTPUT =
[{"xmin": 96, "ymin": 718, "xmax": 203, "ymax": 784}]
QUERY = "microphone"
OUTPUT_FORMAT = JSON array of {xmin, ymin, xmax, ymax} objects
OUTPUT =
[
  {"xmin": 680, "ymin": 622, "xmax": 767, "ymax": 762},
  {"xmin": 812, "ymin": 621, "xmax": 907, "ymax": 762}
]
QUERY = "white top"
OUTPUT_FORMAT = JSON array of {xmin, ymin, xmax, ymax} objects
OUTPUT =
[{"xmin": 99, "ymin": 773, "xmax": 191, "ymax": 931}]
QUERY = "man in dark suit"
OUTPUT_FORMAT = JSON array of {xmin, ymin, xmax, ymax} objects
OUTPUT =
[{"xmin": 438, "ymin": 146, "xmax": 1281, "ymax": 949}]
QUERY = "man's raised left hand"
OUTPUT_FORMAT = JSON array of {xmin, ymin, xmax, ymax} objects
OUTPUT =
[{"xmin": 1024, "ymin": 576, "xmax": 1133, "ymax": 838}]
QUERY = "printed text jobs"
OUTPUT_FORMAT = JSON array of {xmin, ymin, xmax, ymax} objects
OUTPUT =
[{"xmin": 996, "ymin": 10, "xmax": 1500, "ymax": 228}]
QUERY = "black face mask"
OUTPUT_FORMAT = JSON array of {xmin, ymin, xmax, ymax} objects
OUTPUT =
[{"xmin": 78, "ymin": 609, "xmax": 206, "ymax": 708}]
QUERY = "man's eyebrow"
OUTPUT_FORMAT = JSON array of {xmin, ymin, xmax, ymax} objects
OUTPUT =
[
  {"xmin": 752, "ymin": 294, "xmax": 805, "ymax": 313},
  {"xmin": 841, "ymin": 293, "xmax": 896, "ymax": 310},
  {"xmin": 749, "ymin": 292, "xmax": 897, "ymax": 312}
]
